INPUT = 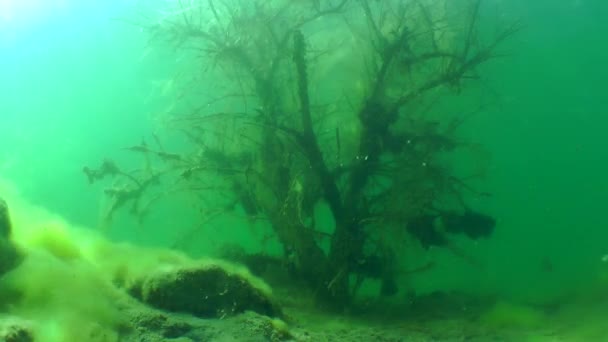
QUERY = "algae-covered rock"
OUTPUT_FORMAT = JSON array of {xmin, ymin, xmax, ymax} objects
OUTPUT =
[
  {"xmin": 0, "ymin": 198, "xmax": 12, "ymax": 239},
  {"xmin": 0, "ymin": 317, "xmax": 34, "ymax": 342},
  {"xmin": 128, "ymin": 262, "xmax": 282, "ymax": 319},
  {"xmin": 0, "ymin": 198, "xmax": 22, "ymax": 275}
]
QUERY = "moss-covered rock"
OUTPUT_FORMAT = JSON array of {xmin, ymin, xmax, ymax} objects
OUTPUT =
[
  {"xmin": 0, "ymin": 198, "xmax": 22, "ymax": 275},
  {"xmin": 127, "ymin": 262, "xmax": 282, "ymax": 319},
  {"xmin": 0, "ymin": 198, "xmax": 10, "ymax": 238},
  {"xmin": 0, "ymin": 317, "xmax": 34, "ymax": 342}
]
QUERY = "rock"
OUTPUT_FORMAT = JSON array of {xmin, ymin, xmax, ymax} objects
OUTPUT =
[
  {"xmin": 0, "ymin": 198, "xmax": 11, "ymax": 239},
  {"xmin": 132, "ymin": 312, "xmax": 194, "ymax": 339},
  {"xmin": 0, "ymin": 198, "xmax": 22, "ymax": 276},
  {"xmin": 128, "ymin": 263, "xmax": 282, "ymax": 319},
  {"xmin": 213, "ymin": 311, "xmax": 293, "ymax": 342},
  {"xmin": 122, "ymin": 304, "xmax": 294, "ymax": 342},
  {"xmin": 0, "ymin": 317, "xmax": 34, "ymax": 342}
]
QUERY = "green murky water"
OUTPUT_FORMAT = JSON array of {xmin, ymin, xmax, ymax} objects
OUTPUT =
[{"xmin": 1, "ymin": 1, "xmax": 607, "ymax": 341}]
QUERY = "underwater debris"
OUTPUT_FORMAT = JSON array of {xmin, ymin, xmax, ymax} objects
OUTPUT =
[
  {"xmin": 406, "ymin": 209, "xmax": 496, "ymax": 248},
  {"xmin": 102, "ymin": 174, "xmax": 161, "ymax": 222},
  {"xmin": 442, "ymin": 209, "xmax": 496, "ymax": 240},
  {"xmin": 82, "ymin": 159, "xmax": 121, "ymax": 184},
  {"xmin": 83, "ymin": 155, "xmax": 168, "ymax": 223},
  {"xmin": 406, "ymin": 215, "xmax": 449, "ymax": 249},
  {"xmin": 86, "ymin": 0, "xmax": 517, "ymax": 308},
  {"xmin": 406, "ymin": 208, "xmax": 495, "ymax": 268}
]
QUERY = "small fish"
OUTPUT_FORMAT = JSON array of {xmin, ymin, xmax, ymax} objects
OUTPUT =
[
  {"xmin": 157, "ymin": 151, "xmax": 182, "ymax": 161},
  {"xmin": 83, "ymin": 159, "xmax": 120, "ymax": 184},
  {"xmin": 124, "ymin": 145, "xmax": 149, "ymax": 153}
]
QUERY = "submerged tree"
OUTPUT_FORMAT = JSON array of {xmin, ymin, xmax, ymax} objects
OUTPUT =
[{"xmin": 86, "ymin": 0, "xmax": 517, "ymax": 307}]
